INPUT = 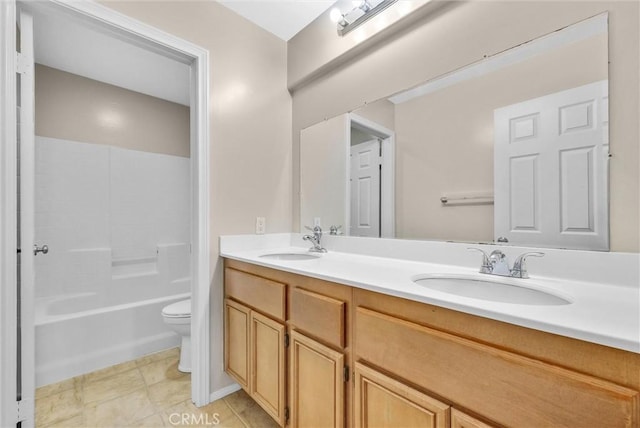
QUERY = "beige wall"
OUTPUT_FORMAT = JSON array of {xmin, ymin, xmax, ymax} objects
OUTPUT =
[
  {"xmin": 353, "ymin": 99, "xmax": 395, "ymax": 131},
  {"xmin": 300, "ymin": 114, "xmax": 348, "ymax": 229},
  {"xmin": 291, "ymin": 1, "xmax": 639, "ymax": 252},
  {"xmin": 287, "ymin": 0, "xmax": 436, "ymax": 88},
  {"xmin": 35, "ymin": 64, "xmax": 190, "ymax": 157},
  {"xmin": 99, "ymin": 1, "xmax": 292, "ymax": 393},
  {"xmin": 395, "ymin": 33, "xmax": 607, "ymax": 242}
]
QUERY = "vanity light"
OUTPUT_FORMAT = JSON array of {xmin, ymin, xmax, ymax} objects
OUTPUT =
[{"xmin": 332, "ymin": 0, "xmax": 398, "ymax": 36}]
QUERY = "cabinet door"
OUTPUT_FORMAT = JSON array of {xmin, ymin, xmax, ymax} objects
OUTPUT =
[
  {"xmin": 451, "ymin": 409, "xmax": 495, "ymax": 428},
  {"xmin": 290, "ymin": 330, "xmax": 345, "ymax": 428},
  {"xmin": 354, "ymin": 362, "xmax": 450, "ymax": 428},
  {"xmin": 224, "ymin": 299, "xmax": 250, "ymax": 389},
  {"xmin": 250, "ymin": 311, "xmax": 286, "ymax": 426}
]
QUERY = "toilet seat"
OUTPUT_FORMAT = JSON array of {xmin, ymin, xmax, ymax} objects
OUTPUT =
[{"xmin": 162, "ymin": 299, "xmax": 191, "ymax": 318}]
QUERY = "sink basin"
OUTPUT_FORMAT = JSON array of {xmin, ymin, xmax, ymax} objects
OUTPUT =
[
  {"xmin": 413, "ymin": 274, "xmax": 570, "ymax": 305},
  {"xmin": 259, "ymin": 253, "xmax": 320, "ymax": 261}
]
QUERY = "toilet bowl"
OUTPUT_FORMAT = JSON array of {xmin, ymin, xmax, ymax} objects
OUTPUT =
[{"xmin": 161, "ymin": 299, "xmax": 191, "ymax": 373}]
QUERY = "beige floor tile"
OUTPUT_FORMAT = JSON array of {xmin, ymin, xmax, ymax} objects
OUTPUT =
[
  {"xmin": 136, "ymin": 413, "xmax": 166, "ymax": 427},
  {"xmin": 40, "ymin": 414, "xmax": 85, "ymax": 428},
  {"xmin": 83, "ymin": 360, "xmax": 138, "ymax": 384},
  {"xmin": 36, "ymin": 376, "xmax": 83, "ymax": 400},
  {"xmin": 83, "ymin": 368, "xmax": 146, "ymax": 404},
  {"xmin": 140, "ymin": 357, "xmax": 187, "ymax": 386},
  {"xmin": 35, "ymin": 387, "xmax": 83, "ymax": 427},
  {"xmin": 224, "ymin": 391, "xmax": 278, "ymax": 428},
  {"xmin": 147, "ymin": 376, "xmax": 192, "ymax": 411},
  {"xmin": 222, "ymin": 390, "xmax": 254, "ymax": 414},
  {"xmin": 216, "ymin": 416, "xmax": 248, "ymax": 428},
  {"xmin": 235, "ymin": 404, "xmax": 279, "ymax": 428},
  {"xmin": 84, "ymin": 387, "xmax": 155, "ymax": 427},
  {"xmin": 136, "ymin": 348, "xmax": 180, "ymax": 367},
  {"xmin": 165, "ymin": 398, "xmax": 236, "ymax": 427}
]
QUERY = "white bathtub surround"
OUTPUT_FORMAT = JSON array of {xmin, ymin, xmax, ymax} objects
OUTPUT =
[
  {"xmin": 220, "ymin": 233, "xmax": 640, "ymax": 353},
  {"xmin": 34, "ymin": 136, "xmax": 191, "ymax": 387}
]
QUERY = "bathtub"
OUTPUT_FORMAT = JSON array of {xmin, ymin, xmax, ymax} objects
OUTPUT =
[{"xmin": 35, "ymin": 244, "xmax": 191, "ymax": 387}]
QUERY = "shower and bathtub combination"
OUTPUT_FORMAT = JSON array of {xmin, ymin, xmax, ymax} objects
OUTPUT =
[{"xmin": 34, "ymin": 136, "xmax": 191, "ymax": 386}]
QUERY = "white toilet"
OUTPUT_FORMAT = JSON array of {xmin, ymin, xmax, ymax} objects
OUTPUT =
[{"xmin": 161, "ymin": 299, "xmax": 191, "ymax": 373}]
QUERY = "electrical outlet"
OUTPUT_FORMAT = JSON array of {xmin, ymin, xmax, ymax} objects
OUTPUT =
[
  {"xmin": 256, "ymin": 217, "xmax": 266, "ymax": 234},
  {"xmin": 313, "ymin": 217, "xmax": 321, "ymax": 227}
]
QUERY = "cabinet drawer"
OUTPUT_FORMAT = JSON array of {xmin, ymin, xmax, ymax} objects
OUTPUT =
[
  {"xmin": 290, "ymin": 287, "xmax": 346, "ymax": 348},
  {"xmin": 355, "ymin": 307, "xmax": 639, "ymax": 427},
  {"xmin": 225, "ymin": 268, "xmax": 286, "ymax": 321}
]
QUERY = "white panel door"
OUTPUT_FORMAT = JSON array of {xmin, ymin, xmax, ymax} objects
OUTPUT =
[
  {"xmin": 350, "ymin": 139, "xmax": 381, "ymax": 237},
  {"xmin": 494, "ymin": 80, "xmax": 608, "ymax": 250},
  {"xmin": 18, "ymin": 7, "xmax": 36, "ymax": 427}
]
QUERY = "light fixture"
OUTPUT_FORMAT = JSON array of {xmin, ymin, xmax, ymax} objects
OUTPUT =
[{"xmin": 332, "ymin": 0, "xmax": 398, "ymax": 37}]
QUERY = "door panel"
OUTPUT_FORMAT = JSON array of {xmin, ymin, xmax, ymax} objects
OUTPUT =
[
  {"xmin": 354, "ymin": 362, "xmax": 450, "ymax": 428},
  {"xmin": 290, "ymin": 330, "xmax": 344, "ymax": 428},
  {"xmin": 250, "ymin": 311, "xmax": 285, "ymax": 426},
  {"xmin": 224, "ymin": 299, "xmax": 250, "ymax": 389}
]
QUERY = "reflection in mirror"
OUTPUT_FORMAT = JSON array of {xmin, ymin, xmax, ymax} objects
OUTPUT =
[{"xmin": 300, "ymin": 14, "xmax": 609, "ymax": 250}]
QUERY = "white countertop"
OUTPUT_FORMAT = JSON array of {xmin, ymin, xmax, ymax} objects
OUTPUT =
[{"xmin": 220, "ymin": 234, "xmax": 640, "ymax": 354}]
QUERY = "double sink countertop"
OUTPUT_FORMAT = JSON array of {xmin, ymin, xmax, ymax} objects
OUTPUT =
[{"xmin": 220, "ymin": 234, "xmax": 640, "ymax": 354}]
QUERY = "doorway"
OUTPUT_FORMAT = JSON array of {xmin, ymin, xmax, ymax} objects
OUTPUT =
[
  {"xmin": 1, "ymin": 1, "xmax": 211, "ymax": 425},
  {"xmin": 349, "ymin": 114, "xmax": 395, "ymax": 238}
]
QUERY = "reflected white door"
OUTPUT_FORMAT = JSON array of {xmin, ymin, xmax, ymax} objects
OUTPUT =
[
  {"xmin": 494, "ymin": 80, "xmax": 609, "ymax": 250},
  {"xmin": 350, "ymin": 139, "xmax": 381, "ymax": 237}
]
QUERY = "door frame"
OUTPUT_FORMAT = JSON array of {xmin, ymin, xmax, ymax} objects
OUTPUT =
[
  {"xmin": 0, "ymin": 1, "xmax": 211, "ymax": 423},
  {"xmin": 349, "ymin": 113, "xmax": 395, "ymax": 238}
]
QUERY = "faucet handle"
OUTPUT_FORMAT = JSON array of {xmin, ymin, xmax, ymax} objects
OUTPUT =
[
  {"xmin": 329, "ymin": 225, "xmax": 342, "ymax": 235},
  {"xmin": 512, "ymin": 252, "xmax": 544, "ymax": 279},
  {"xmin": 467, "ymin": 248, "xmax": 492, "ymax": 274}
]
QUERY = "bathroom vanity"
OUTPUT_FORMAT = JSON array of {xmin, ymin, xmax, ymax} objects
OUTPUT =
[{"xmin": 221, "ymin": 236, "xmax": 640, "ymax": 428}]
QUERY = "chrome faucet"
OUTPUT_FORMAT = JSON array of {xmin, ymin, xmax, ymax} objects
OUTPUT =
[
  {"xmin": 468, "ymin": 248, "xmax": 544, "ymax": 278},
  {"xmin": 303, "ymin": 226, "xmax": 327, "ymax": 253}
]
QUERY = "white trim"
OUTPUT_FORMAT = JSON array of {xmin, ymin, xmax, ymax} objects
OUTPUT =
[
  {"xmin": 342, "ymin": 115, "xmax": 351, "ymax": 235},
  {"xmin": 0, "ymin": 2, "xmax": 18, "ymax": 426},
  {"xmin": 209, "ymin": 383, "xmax": 242, "ymax": 403},
  {"xmin": 2, "ymin": 0, "xmax": 212, "ymax": 417},
  {"xmin": 389, "ymin": 13, "xmax": 608, "ymax": 105},
  {"xmin": 349, "ymin": 113, "xmax": 395, "ymax": 238}
]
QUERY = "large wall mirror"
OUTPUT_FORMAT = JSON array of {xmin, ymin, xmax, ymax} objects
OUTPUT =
[{"xmin": 300, "ymin": 14, "xmax": 609, "ymax": 251}]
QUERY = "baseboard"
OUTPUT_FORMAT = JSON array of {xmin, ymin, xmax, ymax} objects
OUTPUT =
[{"xmin": 209, "ymin": 383, "xmax": 242, "ymax": 402}]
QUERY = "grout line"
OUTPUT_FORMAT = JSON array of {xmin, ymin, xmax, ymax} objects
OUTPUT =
[{"xmin": 223, "ymin": 396, "xmax": 251, "ymax": 428}]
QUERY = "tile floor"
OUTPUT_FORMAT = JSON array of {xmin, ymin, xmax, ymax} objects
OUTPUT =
[{"xmin": 35, "ymin": 348, "xmax": 278, "ymax": 428}]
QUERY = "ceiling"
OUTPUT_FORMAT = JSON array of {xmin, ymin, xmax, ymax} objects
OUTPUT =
[
  {"xmin": 31, "ymin": 8, "xmax": 191, "ymax": 106},
  {"xmin": 217, "ymin": 0, "xmax": 335, "ymax": 41},
  {"xmin": 29, "ymin": 1, "xmax": 335, "ymax": 106}
]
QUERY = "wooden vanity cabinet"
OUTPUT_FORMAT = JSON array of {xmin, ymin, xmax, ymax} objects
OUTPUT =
[
  {"xmin": 224, "ymin": 259, "xmax": 352, "ymax": 428},
  {"xmin": 224, "ymin": 266, "xmax": 287, "ymax": 426},
  {"xmin": 224, "ymin": 259, "xmax": 640, "ymax": 428}
]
